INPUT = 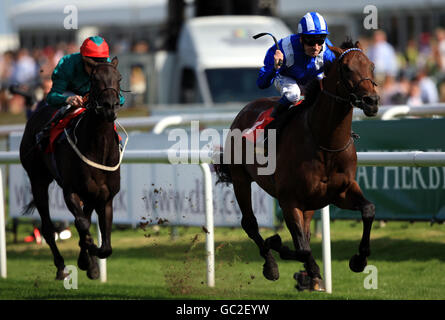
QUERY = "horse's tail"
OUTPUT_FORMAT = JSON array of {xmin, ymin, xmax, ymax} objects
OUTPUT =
[
  {"xmin": 213, "ymin": 150, "xmax": 232, "ymax": 185},
  {"xmin": 21, "ymin": 199, "xmax": 36, "ymax": 216}
]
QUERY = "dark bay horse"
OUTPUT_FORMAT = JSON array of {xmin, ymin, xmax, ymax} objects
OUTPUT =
[
  {"xmin": 19, "ymin": 57, "xmax": 122, "ymax": 280},
  {"xmin": 215, "ymin": 40, "xmax": 379, "ymax": 291}
]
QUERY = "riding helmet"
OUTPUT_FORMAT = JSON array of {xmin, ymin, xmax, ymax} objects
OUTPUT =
[
  {"xmin": 80, "ymin": 36, "xmax": 109, "ymax": 58},
  {"xmin": 297, "ymin": 12, "xmax": 329, "ymax": 35}
]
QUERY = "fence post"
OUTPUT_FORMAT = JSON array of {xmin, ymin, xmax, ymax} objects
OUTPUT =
[
  {"xmin": 200, "ymin": 163, "xmax": 215, "ymax": 287},
  {"xmin": 321, "ymin": 205, "xmax": 332, "ymax": 293},
  {"xmin": 96, "ymin": 223, "xmax": 107, "ymax": 283},
  {"xmin": 0, "ymin": 168, "xmax": 7, "ymax": 279}
]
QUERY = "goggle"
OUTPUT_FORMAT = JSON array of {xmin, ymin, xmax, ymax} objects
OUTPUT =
[{"xmin": 302, "ymin": 36, "xmax": 326, "ymax": 46}]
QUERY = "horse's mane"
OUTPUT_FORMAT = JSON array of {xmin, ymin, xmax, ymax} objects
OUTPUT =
[{"xmin": 340, "ymin": 37, "xmax": 357, "ymax": 50}]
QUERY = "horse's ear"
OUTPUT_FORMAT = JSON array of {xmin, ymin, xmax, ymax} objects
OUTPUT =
[
  {"xmin": 328, "ymin": 45, "xmax": 343, "ymax": 59},
  {"xmin": 111, "ymin": 56, "xmax": 119, "ymax": 68},
  {"xmin": 355, "ymin": 41, "xmax": 363, "ymax": 50},
  {"xmin": 82, "ymin": 56, "xmax": 98, "ymax": 68}
]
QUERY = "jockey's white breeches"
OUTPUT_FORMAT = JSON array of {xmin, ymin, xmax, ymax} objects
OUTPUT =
[{"xmin": 274, "ymin": 74, "xmax": 301, "ymax": 104}]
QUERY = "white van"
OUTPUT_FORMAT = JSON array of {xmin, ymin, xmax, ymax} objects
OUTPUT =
[{"xmin": 155, "ymin": 15, "xmax": 292, "ymax": 106}]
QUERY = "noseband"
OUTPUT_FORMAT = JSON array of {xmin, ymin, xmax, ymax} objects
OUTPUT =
[{"xmin": 322, "ymin": 48, "xmax": 377, "ymax": 109}]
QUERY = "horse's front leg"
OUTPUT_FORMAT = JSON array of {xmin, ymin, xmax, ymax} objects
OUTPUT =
[
  {"xmin": 334, "ymin": 180, "xmax": 375, "ymax": 272},
  {"xmin": 63, "ymin": 191, "xmax": 100, "ymax": 279},
  {"xmin": 77, "ymin": 203, "xmax": 100, "ymax": 279},
  {"xmin": 95, "ymin": 198, "xmax": 113, "ymax": 259}
]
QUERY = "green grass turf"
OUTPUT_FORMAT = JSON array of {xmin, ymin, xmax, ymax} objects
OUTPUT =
[{"xmin": 0, "ymin": 220, "xmax": 444, "ymax": 300}]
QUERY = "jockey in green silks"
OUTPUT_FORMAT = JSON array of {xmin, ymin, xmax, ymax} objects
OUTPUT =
[{"xmin": 38, "ymin": 36, "xmax": 125, "ymax": 142}]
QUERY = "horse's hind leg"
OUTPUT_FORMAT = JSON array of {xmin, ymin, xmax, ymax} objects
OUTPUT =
[
  {"xmin": 30, "ymin": 177, "xmax": 67, "ymax": 280},
  {"xmin": 231, "ymin": 166, "xmax": 279, "ymax": 281},
  {"xmin": 280, "ymin": 205, "xmax": 324, "ymax": 291},
  {"xmin": 334, "ymin": 181, "xmax": 375, "ymax": 272}
]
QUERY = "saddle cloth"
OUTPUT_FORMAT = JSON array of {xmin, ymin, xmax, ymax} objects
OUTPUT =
[
  {"xmin": 46, "ymin": 107, "xmax": 86, "ymax": 153},
  {"xmin": 45, "ymin": 107, "xmax": 122, "ymax": 153},
  {"xmin": 242, "ymin": 99, "xmax": 304, "ymax": 143}
]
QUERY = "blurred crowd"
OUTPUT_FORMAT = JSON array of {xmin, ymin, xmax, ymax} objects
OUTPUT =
[
  {"xmin": 360, "ymin": 28, "xmax": 445, "ymax": 106},
  {"xmin": 0, "ymin": 40, "xmax": 150, "ymax": 115},
  {"xmin": 1, "ymin": 29, "xmax": 445, "ymax": 115}
]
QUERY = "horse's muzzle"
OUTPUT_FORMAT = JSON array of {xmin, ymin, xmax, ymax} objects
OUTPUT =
[
  {"xmin": 96, "ymin": 106, "xmax": 117, "ymax": 122},
  {"xmin": 350, "ymin": 93, "xmax": 379, "ymax": 117},
  {"xmin": 105, "ymin": 109, "xmax": 117, "ymax": 122}
]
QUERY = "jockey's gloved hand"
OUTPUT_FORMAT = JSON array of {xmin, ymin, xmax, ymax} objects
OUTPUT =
[
  {"xmin": 65, "ymin": 95, "xmax": 83, "ymax": 107},
  {"xmin": 274, "ymin": 50, "xmax": 284, "ymax": 70}
]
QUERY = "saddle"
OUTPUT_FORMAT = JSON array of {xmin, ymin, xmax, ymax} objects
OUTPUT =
[
  {"xmin": 45, "ymin": 107, "xmax": 87, "ymax": 153},
  {"xmin": 43, "ymin": 107, "xmax": 123, "ymax": 154},
  {"xmin": 242, "ymin": 99, "xmax": 304, "ymax": 143}
]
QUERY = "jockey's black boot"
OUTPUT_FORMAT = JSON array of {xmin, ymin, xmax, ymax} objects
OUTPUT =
[
  {"xmin": 36, "ymin": 105, "xmax": 72, "ymax": 149},
  {"xmin": 261, "ymin": 96, "xmax": 292, "ymax": 146}
]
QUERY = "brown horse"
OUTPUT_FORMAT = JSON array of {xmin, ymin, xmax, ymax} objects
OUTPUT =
[
  {"xmin": 19, "ymin": 57, "xmax": 122, "ymax": 280},
  {"xmin": 215, "ymin": 40, "xmax": 379, "ymax": 291}
]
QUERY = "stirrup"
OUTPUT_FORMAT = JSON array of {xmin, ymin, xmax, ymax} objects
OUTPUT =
[
  {"xmin": 254, "ymin": 131, "xmax": 269, "ymax": 155},
  {"xmin": 255, "ymin": 140, "xmax": 267, "ymax": 155},
  {"xmin": 35, "ymin": 131, "xmax": 49, "ymax": 151},
  {"xmin": 41, "ymin": 104, "xmax": 72, "ymax": 133},
  {"xmin": 50, "ymin": 104, "xmax": 73, "ymax": 123}
]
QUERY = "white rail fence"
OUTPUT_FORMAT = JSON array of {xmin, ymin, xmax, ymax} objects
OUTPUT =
[
  {"xmin": 0, "ymin": 150, "xmax": 216, "ymax": 287},
  {"xmin": 2, "ymin": 150, "xmax": 445, "ymax": 294},
  {"xmin": 1, "ymin": 103, "xmax": 445, "ymax": 136}
]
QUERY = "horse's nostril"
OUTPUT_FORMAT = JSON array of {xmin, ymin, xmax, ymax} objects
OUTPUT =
[{"xmin": 363, "ymin": 95, "xmax": 379, "ymax": 106}]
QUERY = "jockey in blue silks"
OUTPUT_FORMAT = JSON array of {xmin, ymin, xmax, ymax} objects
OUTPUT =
[{"xmin": 257, "ymin": 12, "xmax": 336, "ymax": 134}]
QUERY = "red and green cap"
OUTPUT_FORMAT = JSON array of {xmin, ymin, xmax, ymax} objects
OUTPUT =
[{"xmin": 80, "ymin": 36, "xmax": 109, "ymax": 58}]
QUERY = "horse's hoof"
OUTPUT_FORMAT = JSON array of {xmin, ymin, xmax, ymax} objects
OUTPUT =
[
  {"xmin": 86, "ymin": 256, "xmax": 100, "ymax": 280},
  {"xmin": 311, "ymin": 278, "xmax": 326, "ymax": 292},
  {"xmin": 349, "ymin": 254, "xmax": 367, "ymax": 273},
  {"xmin": 294, "ymin": 271, "xmax": 311, "ymax": 291},
  {"xmin": 294, "ymin": 272, "xmax": 325, "ymax": 292},
  {"xmin": 265, "ymin": 234, "xmax": 282, "ymax": 251},
  {"xmin": 96, "ymin": 247, "xmax": 112, "ymax": 259},
  {"xmin": 55, "ymin": 269, "xmax": 69, "ymax": 280},
  {"xmin": 78, "ymin": 254, "xmax": 89, "ymax": 271},
  {"xmin": 263, "ymin": 260, "xmax": 279, "ymax": 281}
]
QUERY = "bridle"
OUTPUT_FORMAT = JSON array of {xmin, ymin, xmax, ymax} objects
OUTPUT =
[
  {"xmin": 66, "ymin": 62, "xmax": 129, "ymax": 171},
  {"xmin": 322, "ymin": 48, "xmax": 378, "ymax": 110},
  {"xmin": 310, "ymin": 48, "xmax": 377, "ymax": 153},
  {"xmin": 86, "ymin": 63, "xmax": 122, "ymax": 114}
]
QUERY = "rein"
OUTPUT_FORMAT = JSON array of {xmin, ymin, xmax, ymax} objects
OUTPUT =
[
  {"xmin": 64, "ymin": 119, "xmax": 128, "ymax": 172},
  {"xmin": 318, "ymin": 136, "xmax": 354, "ymax": 153},
  {"xmin": 65, "ymin": 62, "xmax": 129, "ymax": 171},
  {"xmin": 305, "ymin": 108, "xmax": 355, "ymax": 153}
]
